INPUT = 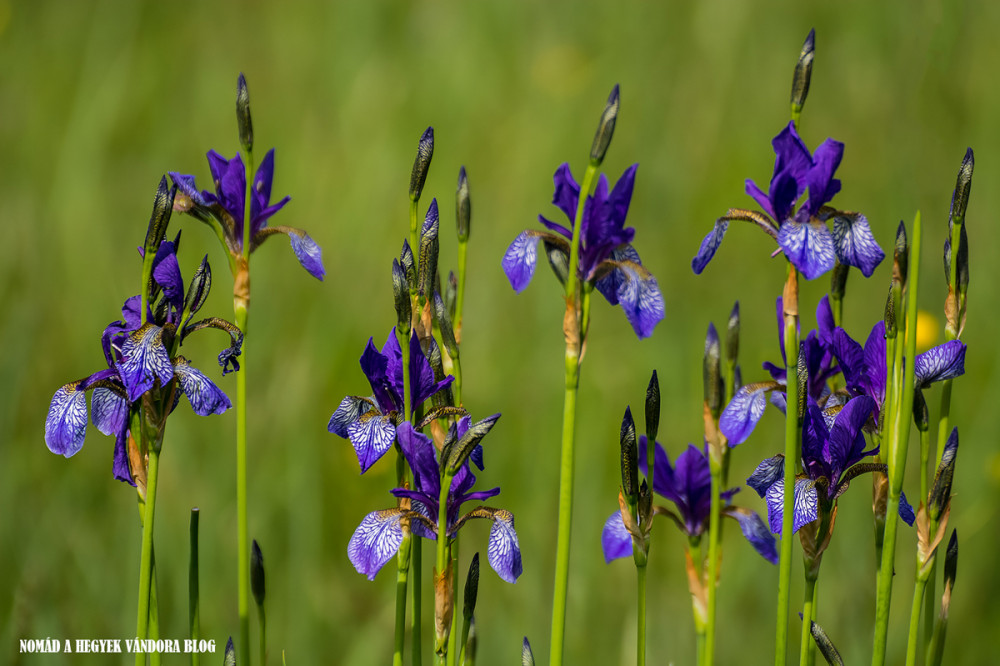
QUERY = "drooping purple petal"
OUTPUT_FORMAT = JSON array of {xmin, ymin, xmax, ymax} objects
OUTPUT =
[
  {"xmin": 747, "ymin": 455, "xmax": 784, "ymax": 498},
  {"xmin": 914, "ymin": 340, "xmax": 966, "ymax": 387},
  {"xmin": 45, "ymin": 383, "xmax": 89, "ymax": 457},
  {"xmin": 778, "ymin": 219, "xmax": 835, "ymax": 280},
  {"xmin": 92, "ymin": 387, "xmax": 127, "ymax": 437},
  {"xmin": 899, "ymin": 491, "xmax": 916, "ymax": 527},
  {"xmin": 599, "ymin": 253, "xmax": 664, "ymax": 340},
  {"xmin": 831, "ymin": 213, "xmax": 884, "ymax": 277},
  {"xmin": 152, "ymin": 241, "xmax": 184, "ymax": 312},
  {"xmin": 328, "ymin": 396, "xmax": 374, "ymax": 438},
  {"xmin": 396, "ymin": 422, "xmax": 439, "ymax": 495},
  {"xmin": 347, "ymin": 414, "xmax": 396, "ymax": 473},
  {"xmin": 745, "ymin": 179, "xmax": 777, "ymax": 221},
  {"xmin": 691, "ymin": 219, "xmax": 728, "ymax": 275},
  {"xmin": 348, "ymin": 509, "xmax": 406, "ymax": 581},
  {"xmin": 502, "ymin": 231, "xmax": 540, "ymax": 292},
  {"xmin": 112, "ymin": 426, "xmax": 134, "ymax": 485},
  {"xmin": 487, "ymin": 509, "xmax": 523, "ymax": 583},
  {"xmin": 764, "ymin": 477, "xmax": 818, "ymax": 535},
  {"xmin": 673, "ymin": 444, "xmax": 713, "ymax": 534},
  {"xmin": 601, "ymin": 510, "xmax": 632, "ymax": 563},
  {"xmin": 287, "ymin": 229, "xmax": 325, "ymax": 281},
  {"xmin": 118, "ymin": 324, "xmax": 175, "ymax": 402},
  {"xmin": 862, "ymin": 322, "xmax": 887, "ymax": 405},
  {"xmin": 724, "ymin": 506, "xmax": 779, "ymax": 564},
  {"xmin": 173, "ymin": 359, "xmax": 232, "ymax": 416},
  {"xmin": 720, "ymin": 382, "xmax": 773, "ymax": 446},
  {"xmin": 832, "ymin": 327, "xmax": 865, "ymax": 386},
  {"xmin": 551, "ymin": 162, "xmax": 581, "ymax": 223},
  {"xmin": 168, "ymin": 172, "xmax": 209, "ymax": 206},
  {"xmin": 804, "ymin": 138, "xmax": 844, "ymax": 215}
]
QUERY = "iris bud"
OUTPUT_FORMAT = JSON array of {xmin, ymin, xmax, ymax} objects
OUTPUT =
[
  {"xmin": 409, "ymin": 127, "xmax": 434, "ymax": 202},
  {"xmin": 590, "ymin": 84, "xmax": 619, "ymax": 167},
  {"xmin": 236, "ymin": 73, "xmax": 253, "ymax": 154},
  {"xmin": 251, "ymin": 539, "xmax": 265, "ymax": 607},
  {"xmin": 645, "ymin": 370, "xmax": 660, "ymax": 445},
  {"xmin": 929, "ymin": 427, "xmax": 958, "ymax": 522},
  {"xmin": 418, "ymin": 200, "xmax": 440, "ymax": 302},
  {"xmin": 703, "ymin": 324, "xmax": 723, "ymax": 419},
  {"xmin": 790, "ymin": 29, "xmax": 815, "ymax": 120},
  {"xmin": 392, "ymin": 259, "xmax": 411, "ymax": 336},
  {"xmin": 726, "ymin": 301, "xmax": 740, "ymax": 365},
  {"xmin": 619, "ymin": 407, "xmax": 638, "ymax": 504},
  {"xmin": 463, "ymin": 552, "xmax": 480, "ymax": 621},
  {"xmin": 893, "ymin": 220, "xmax": 908, "ymax": 289},
  {"xmin": 456, "ymin": 166, "xmax": 470, "ymax": 242},
  {"xmin": 522, "ymin": 637, "xmax": 535, "ymax": 666}
]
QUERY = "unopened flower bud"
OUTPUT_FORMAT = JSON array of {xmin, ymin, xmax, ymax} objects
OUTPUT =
[
  {"xmin": 400, "ymin": 240, "xmax": 416, "ymax": 291},
  {"xmin": 620, "ymin": 407, "xmax": 638, "ymax": 503},
  {"xmin": 521, "ymin": 637, "xmax": 535, "ymax": 666},
  {"xmin": 943, "ymin": 528, "xmax": 958, "ymax": 591},
  {"xmin": 456, "ymin": 166, "xmax": 470, "ymax": 242},
  {"xmin": 236, "ymin": 73, "xmax": 253, "ymax": 154},
  {"xmin": 645, "ymin": 370, "xmax": 660, "ymax": 445},
  {"xmin": 144, "ymin": 176, "xmax": 175, "ymax": 260},
  {"xmin": 463, "ymin": 552, "xmax": 480, "ymax": 621},
  {"xmin": 418, "ymin": 200, "xmax": 440, "ymax": 301},
  {"xmin": 251, "ymin": 539, "xmax": 265, "ymax": 607},
  {"xmin": 704, "ymin": 323, "xmax": 723, "ymax": 419},
  {"xmin": 392, "ymin": 259, "xmax": 411, "ymax": 336},
  {"xmin": 912, "ymin": 389, "xmax": 929, "ymax": 433},
  {"xmin": 929, "ymin": 427, "xmax": 959, "ymax": 522},
  {"xmin": 884, "ymin": 286, "xmax": 897, "ymax": 340},
  {"xmin": 409, "ymin": 127, "xmax": 434, "ymax": 202},
  {"xmin": 893, "ymin": 220, "xmax": 908, "ymax": 289},
  {"xmin": 726, "ymin": 301, "xmax": 740, "ymax": 365},
  {"xmin": 434, "ymin": 290, "xmax": 459, "ymax": 360},
  {"xmin": 224, "ymin": 637, "xmax": 236, "ymax": 666},
  {"xmin": 830, "ymin": 262, "xmax": 849, "ymax": 302},
  {"xmin": 950, "ymin": 147, "xmax": 974, "ymax": 225},
  {"xmin": 790, "ymin": 29, "xmax": 815, "ymax": 120},
  {"xmin": 590, "ymin": 84, "xmax": 619, "ymax": 167}
]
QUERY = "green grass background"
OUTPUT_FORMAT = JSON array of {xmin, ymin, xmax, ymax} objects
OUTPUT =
[{"xmin": 2, "ymin": 0, "xmax": 998, "ymax": 663}]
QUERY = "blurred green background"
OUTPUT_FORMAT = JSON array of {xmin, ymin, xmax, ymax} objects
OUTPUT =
[{"xmin": 2, "ymin": 0, "xmax": 998, "ymax": 663}]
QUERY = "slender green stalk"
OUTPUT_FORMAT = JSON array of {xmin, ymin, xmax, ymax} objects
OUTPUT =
[
  {"xmin": 799, "ymin": 574, "xmax": 818, "ymax": 666},
  {"xmin": 636, "ymin": 563, "xmax": 647, "ymax": 666},
  {"xmin": 455, "ymin": 239, "xmax": 467, "ymax": 344},
  {"xmin": 905, "ymin": 577, "xmax": 928, "ymax": 666},
  {"xmin": 435, "ymin": 469, "xmax": 455, "ymax": 664},
  {"xmin": 149, "ymin": 554, "xmax": 161, "ymax": 666},
  {"xmin": 135, "ymin": 445, "xmax": 161, "ymax": 666},
  {"xmin": 394, "ymin": 534, "xmax": 411, "ymax": 666},
  {"xmin": 446, "ymin": 538, "xmax": 460, "ymax": 666},
  {"xmin": 235, "ymin": 306, "xmax": 251, "ymax": 666},
  {"xmin": 412, "ymin": 537, "xmax": 423, "ymax": 666},
  {"xmin": 688, "ymin": 539, "xmax": 707, "ymax": 666},
  {"xmin": 398, "ymin": 327, "xmax": 421, "ymax": 666},
  {"xmin": 549, "ymin": 163, "xmax": 597, "ymax": 666},
  {"xmin": 704, "ymin": 455, "xmax": 722, "ymax": 666},
  {"xmin": 873, "ymin": 212, "xmax": 922, "ymax": 666},
  {"xmin": 775, "ymin": 265, "xmax": 800, "ymax": 666},
  {"xmin": 190, "ymin": 509, "xmax": 201, "ymax": 666},
  {"xmin": 410, "ymin": 201, "xmax": 420, "ymax": 269},
  {"xmin": 257, "ymin": 603, "xmax": 266, "ymax": 666}
]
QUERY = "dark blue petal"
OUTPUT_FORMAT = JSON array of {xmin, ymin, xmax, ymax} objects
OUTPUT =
[
  {"xmin": 778, "ymin": 219, "xmax": 835, "ymax": 280},
  {"xmin": 92, "ymin": 387, "xmax": 127, "ymax": 437},
  {"xmin": 112, "ymin": 425, "xmax": 135, "ymax": 485},
  {"xmin": 725, "ymin": 506, "xmax": 779, "ymax": 564},
  {"xmin": 250, "ymin": 148, "xmax": 276, "ymax": 224},
  {"xmin": 899, "ymin": 491, "xmax": 916, "ymax": 527},
  {"xmin": 287, "ymin": 229, "xmax": 325, "ymax": 281},
  {"xmin": 832, "ymin": 327, "xmax": 865, "ymax": 386},
  {"xmin": 770, "ymin": 123, "xmax": 813, "ymax": 215},
  {"xmin": 831, "ymin": 213, "xmax": 884, "ymax": 277},
  {"xmin": 396, "ymin": 422, "xmax": 439, "ymax": 495},
  {"xmin": 169, "ymin": 172, "xmax": 209, "ymax": 206},
  {"xmin": 816, "ymin": 296, "xmax": 836, "ymax": 346},
  {"xmin": 173, "ymin": 359, "xmax": 232, "ymax": 415},
  {"xmin": 914, "ymin": 341, "xmax": 966, "ymax": 387},
  {"xmin": 603, "ymin": 255, "xmax": 664, "ymax": 339},
  {"xmin": 745, "ymin": 179, "xmax": 777, "ymax": 221},
  {"xmin": 551, "ymin": 163, "xmax": 581, "ymax": 223},
  {"xmin": 637, "ymin": 437, "xmax": 679, "ymax": 503},
  {"xmin": 328, "ymin": 396, "xmax": 372, "ymax": 438},
  {"xmin": 408, "ymin": 331, "xmax": 454, "ymax": 412},
  {"xmin": 764, "ymin": 477, "xmax": 818, "ymax": 535},
  {"xmin": 747, "ymin": 455, "xmax": 784, "ymax": 498},
  {"xmin": 487, "ymin": 509, "xmax": 523, "ymax": 583},
  {"xmin": 827, "ymin": 396, "xmax": 876, "ymax": 481},
  {"xmin": 804, "ymin": 138, "xmax": 844, "ymax": 215},
  {"xmin": 601, "ymin": 510, "xmax": 632, "ymax": 563},
  {"xmin": 118, "ymin": 324, "xmax": 175, "ymax": 402},
  {"xmin": 691, "ymin": 219, "xmax": 728, "ymax": 275},
  {"xmin": 348, "ymin": 509, "xmax": 406, "ymax": 581},
  {"xmin": 862, "ymin": 322, "xmax": 887, "ymax": 406},
  {"xmin": 674, "ymin": 444, "xmax": 712, "ymax": 533},
  {"xmin": 45, "ymin": 383, "xmax": 89, "ymax": 457},
  {"xmin": 502, "ymin": 231, "xmax": 540, "ymax": 292},
  {"xmin": 347, "ymin": 414, "xmax": 396, "ymax": 473},
  {"xmin": 152, "ymin": 241, "xmax": 185, "ymax": 311},
  {"xmin": 720, "ymin": 383, "xmax": 773, "ymax": 446}
]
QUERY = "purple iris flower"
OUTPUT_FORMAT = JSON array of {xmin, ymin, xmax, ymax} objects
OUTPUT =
[
  {"xmin": 831, "ymin": 321, "xmax": 967, "ymax": 415},
  {"xmin": 693, "ymin": 122, "xmax": 884, "ymax": 280},
  {"xmin": 502, "ymin": 163, "xmax": 664, "ymax": 338},
  {"xmin": 602, "ymin": 438, "xmax": 777, "ymax": 564},
  {"xmin": 170, "ymin": 148, "xmax": 325, "ymax": 280},
  {"xmin": 721, "ymin": 296, "xmax": 841, "ymax": 446},
  {"xmin": 348, "ymin": 420, "xmax": 522, "ymax": 583},
  {"xmin": 747, "ymin": 395, "xmax": 914, "ymax": 534},
  {"xmin": 44, "ymin": 240, "xmax": 238, "ymax": 484},
  {"xmin": 328, "ymin": 329, "xmax": 454, "ymax": 472}
]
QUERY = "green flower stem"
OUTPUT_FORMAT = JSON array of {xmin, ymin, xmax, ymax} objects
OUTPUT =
[
  {"xmin": 455, "ymin": 239, "xmax": 468, "ymax": 344},
  {"xmin": 799, "ymin": 573, "xmax": 818, "ymax": 666},
  {"xmin": 458, "ymin": 612, "xmax": 472, "ymax": 666},
  {"xmin": 830, "ymin": 294, "xmax": 843, "ymax": 329},
  {"xmin": 873, "ymin": 212, "xmax": 922, "ymax": 666},
  {"xmin": 548, "ymin": 163, "xmax": 597, "ymax": 666},
  {"xmin": 394, "ymin": 533, "xmax": 412, "ymax": 666},
  {"xmin": 775, "ymin": 264, "xmax": 800, "ymax": 666},
  {"xmin": 704, "ymin": 451, "xmax": 723, "ymax": 666},
  {"xmin": 687, "ymin": 539, "xmax": 707, "ymax": 666},
  {"xmin": 135, "ymin": 445, "xmax": 161, "ymax": 666},
  {"xmin": 257, "ymin": 602, "xmax": 266, "ymax": 666},
  {"xmin": 412, "ymin": 536, "xmax": 423, "ymax": 666},
  {"xmin": 905, "ymin": 576, "xmax": 928, "ymax": 666},
  {"xmin": 410, "ymin": 201, "xmax": 420, "ymax": 267},
  {"xmin": 235, "ymin": 305, "xmax": 251, "ymax": 666},
  {"xmin": 636, "ymin": 561, "xmax": 647, "ymax": 666},
  {"xmin": 435, "ymin": 470, "xmax": 455, "ymax": 664},
  {"xmin": 446, "ymin": 538, "xmax": 460, "ymax": 666},
  {"xmin": 927, "ymin": 608, "xmax": 948, "ymax": 666},
  {"xmin": 189, "ymin": 509, "xmax": 200, "ymax": 666},
  {"xmin": 149, "ymin": 554, "xmax": 161, "ymax": 666}
]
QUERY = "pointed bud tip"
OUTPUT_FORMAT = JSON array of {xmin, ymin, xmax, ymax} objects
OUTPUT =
[
  {"xmin": 409, "ymin": 127, "xmax": 435, "ymax": 201},
  {"xmin": 250, "ymin": 538, "xmax": 265, "ymax": 606},
  {"xmin": 589, "ymin": 84, "xmax": 620, "ymax": 166},
  {"xmin": 236, "ymin": 73, "xmax": 253, "ymax": 153}
]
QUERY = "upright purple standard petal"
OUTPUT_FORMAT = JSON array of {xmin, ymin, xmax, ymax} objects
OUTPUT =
[
  {"xmin": 826, "ymin": 395, "xmax": 876, "ymax": 484},
  {"xmin": 287, "ymin": 230, "xmax": 325, "ymax": 280},
  {"xmin": 348, "ymin": 509, "xmax": 406, "ymax": 580},
  {"xmin": 601, "ymin": 510, "xmax": 632, "ymax": 563},
  {"xmin": 831, "ymin": 213, "xmax": 884, "ymax": 277},
  {"xmin": 502, "ymin": 231, "xmax": 540, "ymax": 292},
  {"xmin": 724, "ymin": 506, "xmax": 779, "ymax": 564},
  {"xmin": 45, "ymin": 383, "xmax": 89, "ymax": 457},
  {"xmin": 778, "ymin": 218, "xmax": 835, "ymax": 280},
  {"xmin": 691, "ymin": 219, "xmax": 728, "ymax": 274},
  {"xmin": 487, "ymin": 509, "xmax": 523, "ymax": 583},
  {"xmin": 173, "ymin": 359, "xmax": 232, "ymax": 416},
  {"xmin": 914, "ymin": 340, "xmax": 966, "ymax": 387},
  {"xmin": 118, "ymin": 324, "xmax": 175, "ymax": 402},
  {"xmin": 720, "ymin": 382, "xmax": 775, "ymax": 446},
  {"xmin": 803, "ymin": 138, "xmax": 844, "ymax": 215}
]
